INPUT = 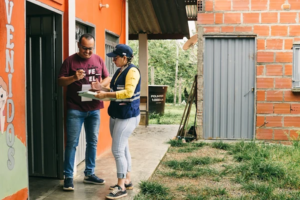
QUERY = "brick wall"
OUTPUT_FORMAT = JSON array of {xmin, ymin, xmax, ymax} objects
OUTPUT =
[{"xmin": 197, "ymin": 0, "xmax": 300, "ymax": 140}]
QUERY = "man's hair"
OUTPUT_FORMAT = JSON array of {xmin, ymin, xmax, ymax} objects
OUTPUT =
[{"xmin": 79, "ymin": 33, "xmax": 95, "ymax": 44}]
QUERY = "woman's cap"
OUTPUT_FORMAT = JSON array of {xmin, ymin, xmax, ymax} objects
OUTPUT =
[{"xmin": 106, "ymin": 44, "xmax": 133, "ymax": 58}]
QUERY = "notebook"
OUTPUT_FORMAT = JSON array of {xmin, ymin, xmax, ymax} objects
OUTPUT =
[{"xmin": 78, "ymin": 91, "xmax": 116, "ymax": 101}]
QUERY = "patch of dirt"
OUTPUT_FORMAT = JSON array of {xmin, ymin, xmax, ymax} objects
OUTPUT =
[{"xmin": 149, "ymin": 145, "xmax": 251, "ymax": 199}]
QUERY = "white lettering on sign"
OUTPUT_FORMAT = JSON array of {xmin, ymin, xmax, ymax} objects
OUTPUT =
[
  {"xmin": 5, "ymin": 0, "xmax": 15, "ymax": 170},
  {"xmin": 5, "ymin": 0, "xmax": 14, "ymax": 24},
  {"xmin": 6, "ymin": 49, "xmax": 14, "ymax": 73},
  {"xmin": 6, "ymin": 25, "xmax": 14, "ymax": 49},
  {"xmin": 151, "ymin": 94, "xmax": 165, "ymax": 103}
]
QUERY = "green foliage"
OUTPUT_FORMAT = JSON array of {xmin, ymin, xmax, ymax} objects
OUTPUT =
[
  {"xmin": 149, "ymin": 113, "xmax": 162, "ymax": 124},
  {"xmin": 149, "ymin": 104, "xmax": 196, "ymax": 131},
  {"xmin": 129, "ymin": 39, "xmax": 197, "ymax": 104},
  {"xmin": 289, "ymin": 130, "xmax": 300, "ymax": 148}
]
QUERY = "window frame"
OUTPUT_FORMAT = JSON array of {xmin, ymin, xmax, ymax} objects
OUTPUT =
[
  {"xmin": 292, "ymin": 43, "xmax": 300, "ymax": 92},
  {"xmin": 105, "ymin": 30, "xmax": 119, "ymax": 77}
]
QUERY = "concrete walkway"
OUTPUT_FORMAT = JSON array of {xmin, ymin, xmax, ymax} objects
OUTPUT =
[{"xmin": 29, "ymin": 125, "xmax": 178, "ymax": 200}]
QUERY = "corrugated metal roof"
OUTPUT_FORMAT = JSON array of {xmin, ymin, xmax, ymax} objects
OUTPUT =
[{"xmin": 129, "ymin": 0, "xmax": 190, "ymax": 40}]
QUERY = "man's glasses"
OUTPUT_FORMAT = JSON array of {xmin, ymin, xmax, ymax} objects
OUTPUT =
[{"xmin": 79, "ymin": 44, "xmax": 94, "ymax": 51}]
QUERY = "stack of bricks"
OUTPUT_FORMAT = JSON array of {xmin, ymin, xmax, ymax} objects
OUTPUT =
[{"xmin": 197, "ymin": 0, "xmax": 300, "ymax": 141}]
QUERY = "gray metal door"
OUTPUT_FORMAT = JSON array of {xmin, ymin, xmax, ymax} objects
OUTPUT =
[
  {"xmin": 26, "ymin": 15, "xmax": 57, "ymax": 177},
  {"xmin": 203, "ymin": 37, "xmax": 255, "ymax": 139}
]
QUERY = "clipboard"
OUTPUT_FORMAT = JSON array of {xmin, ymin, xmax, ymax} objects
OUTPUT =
[{"xmin": 78, "ymin": 91, "xmax": 116, "ymax": 101}]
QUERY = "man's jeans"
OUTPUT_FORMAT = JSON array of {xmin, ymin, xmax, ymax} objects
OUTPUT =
[{"xmin": 64, "ymin": 109, "xmax": 100, "ymax": 178}]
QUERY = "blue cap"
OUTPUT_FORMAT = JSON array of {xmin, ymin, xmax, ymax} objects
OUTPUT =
[{"xmin": 106, "ymin": 44, "xmax": 133, "ymax": 58}]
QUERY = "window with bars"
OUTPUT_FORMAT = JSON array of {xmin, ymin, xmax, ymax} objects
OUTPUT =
[
  {"xmin": 105, "ymin": 32, "xmax": 119, "ymax": 77},
  {"xmin": 75, "ymin": 21, "xmax": 95, "ymax": 53},
  {"xmin": 292, "ymin": 43, "xmax": 300, "ymax": 91}
]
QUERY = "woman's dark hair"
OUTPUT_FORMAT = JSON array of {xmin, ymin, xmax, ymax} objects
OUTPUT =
[
  {"xmin": 120, "ymin": 56, "xmax": 133, "ymax": 66},
  {"xmin": 79, "ymin": 33, "xmax": 95, "ymax": 43},
  {"xmin": 127, "ymin": 57, "xmax": 133, "ymax": 65}
]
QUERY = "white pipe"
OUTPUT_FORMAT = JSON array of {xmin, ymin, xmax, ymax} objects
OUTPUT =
[
  {"xmin": 68, "ymin": 0, "xmax": 76, "ymax": 55},
  {"xmin": 126, "ymin": 0, "xmax": 129, "ymax": 44}
]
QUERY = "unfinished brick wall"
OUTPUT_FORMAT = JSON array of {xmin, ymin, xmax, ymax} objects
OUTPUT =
[{"xmin": 197, "ymin": 0, "xmax": 300, "ymax": 140}]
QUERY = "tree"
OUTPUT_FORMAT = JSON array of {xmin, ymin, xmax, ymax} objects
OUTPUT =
[{"xmin": 128, "ymin": 39, "xmax": 197, "ymax": 103}]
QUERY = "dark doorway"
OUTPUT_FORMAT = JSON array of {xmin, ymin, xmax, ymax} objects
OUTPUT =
[{"xmin": 26, "ymin": 1, "xmax": 63, "ymax": 179}]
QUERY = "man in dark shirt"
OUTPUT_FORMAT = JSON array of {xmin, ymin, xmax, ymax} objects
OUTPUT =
[{"xmin": 58, "ymin": 33, "xmax": 110, "ymax": 191}]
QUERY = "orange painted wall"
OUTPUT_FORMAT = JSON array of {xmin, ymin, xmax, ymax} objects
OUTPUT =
[
  {"xmin": 0, "ymin": 0, "xmax": 28, "ymax": 200},
  {"xmin": 198, "ymin": 0, "xmax": 300, "ymax": 141},
  {"xmin": 0, "ymin": 0, "xmax": 27, "ymax": 144},
  {"xmin": 75, "ymin": 0, "xmax": 126, "ymax": 155},
  {"xmin": 0, "ymin": 0, "xmax": 126, "ymax": 199},
  {"xmin": 2, "ymin": 188, "xmax": 28, "ymax": 200},
  {"xmin": 31, "ymin": 0, "xmax": 126, "ymax": 155}
]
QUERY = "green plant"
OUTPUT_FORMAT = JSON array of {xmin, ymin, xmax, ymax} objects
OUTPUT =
[
  {"xmin": 167, "ymin": 139, "xmax": 187, "ymax": 147},
  {"xmin": 177, "ymin": 147, "xmax": 198, "ymax": 153},
  {"xmin": 201, "ymin": 187, "xmax": 227, "ymax": 197},
  {"xmin": 164, "ymin": 160, "xmax": 194, "ymax": 171},
  {"xmin": 185, "ymin": 194, "xmax": 207, "ymax": 200},
  {"xmin": 242, "ymin": 182, "xmax": 274, "ymax": 197},
  {"xmin": 191, "ymin": 142, "xmax": 206, "ymax": 148},
  {"xmin": 149, "ymin": 112, "xmax": 162, "ymax": 124},
  {"xmin": 139, "ymin": 181, "xmax": 169, "ymax": 199},
  {"xmin": 161, "ymin": 168, "xmax": 219, "ymax": 178},
  {"xmin": 211, "ymin": 141, "xmax": 231, "ymax": 150},
  {"xmin": 289, "ymin": 130, "xmax": 300, "ymax": 148}
]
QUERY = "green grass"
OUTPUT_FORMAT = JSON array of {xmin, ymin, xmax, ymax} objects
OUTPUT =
[
  {"xmin": 164, "ymin": 157, "xmax": 223, "ymax": 171},
  {"xmin": 135, "ymin": 141, "xmax": 300, "ymax": 199},
  {"xmin": 135, "ymin": 181, "xmax": 170, "ymax": 200},
  {"xmin": 167, "ymin": 139, "xmax": 187, "ymax": 147},
  {"xmin": 210, "ymin": 141, "xmax": 231, "ymax": 150},
  {"xmin": 167, "ymin": 140, "xmax": 207, "ymax": 153},
  {"xmin": 149, "ymin": 103, "xmax": 196, "ymax": 128}
]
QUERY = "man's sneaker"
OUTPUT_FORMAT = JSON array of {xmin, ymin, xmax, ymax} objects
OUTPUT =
[
  {"xmin": 109, "ymin": 182, "xmax": 133, "ymax": 190},
  {"xmin": 83, "ymin": 174, "xmax": 105, "ymax": 185},
  {"xmin": 106, "ymin": 185, "xmax": 127, "ymax": 199},
  {"xmin": 63, "ymin": 178, "xmax": 74, "ymax": 191}
]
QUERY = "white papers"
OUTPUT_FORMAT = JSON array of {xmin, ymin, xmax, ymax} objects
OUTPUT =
[
  {"xmin": 81, "ymin": 84, "xmax": 92, "ymax": 102},
  {"xmin": 78, "ymin": 91, "xmax": 116, "ymax": 101}
]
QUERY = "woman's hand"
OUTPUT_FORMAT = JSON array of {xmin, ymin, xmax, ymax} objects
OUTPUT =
[{"xmin": 95, "ymin": 91, "xmax": 107, "ymax": 99}]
